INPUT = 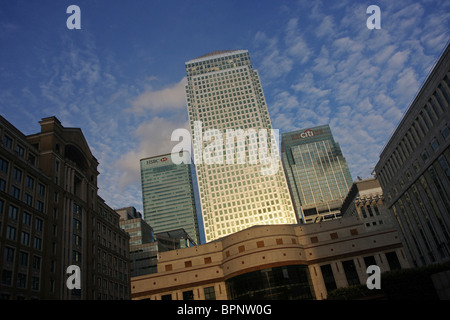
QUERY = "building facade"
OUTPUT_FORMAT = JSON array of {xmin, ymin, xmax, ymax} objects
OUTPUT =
[
  {"xmin": 281, "ymin": 125, "xmax": 353, "ymax": 224},
  {"xmin": 185, "ymin": 50, "xmax": 297, "ymax": 242},
  {"xmin": 340, "ymin": 177, "xmax": 396, "ymax": 231},
  {"xmin": 131, "ymin": 216, "xmax": 408, "ymax": 300},
  {"xmin": 140, "ymin": 151, "xmax": 200, "ymax": 245},
  {"xmin": 0, "ymin": 116, "xmax": 130, "ymax": 300},
  {"xmin": 117, "ymin": 207, "xmax": 158, "ymax": 277},
  {"xmin": 374, "ymin": 43, "xmax": 450, "ymax": 268}
]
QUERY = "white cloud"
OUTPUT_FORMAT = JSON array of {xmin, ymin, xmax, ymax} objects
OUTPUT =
[
  {"xmin": 127, "ymin": 77, "xmax": 187, "ymax": 114},
  {"xmin": 115, "ymin": 116, "xmax": 189, "ymax": 189}
]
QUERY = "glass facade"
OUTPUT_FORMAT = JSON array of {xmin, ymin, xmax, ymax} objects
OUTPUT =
[
  {"xmin": 281, "ymin": 125, "xmax": 353, "ymax": 223},
  {"xmin": 185, "ymin": 50, "xmax": 297, "ymax": 242},
  {"xmin": 225, "ymin": 265, "xmax": 314, "ymax": 300},
  {"xmin": 140, "ymin": 151, "xmax": 200, "ymax": 245}
]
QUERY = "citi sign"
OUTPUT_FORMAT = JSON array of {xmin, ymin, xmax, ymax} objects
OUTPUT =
[{"xmin": 291, "ymin": 129, "xmax": 314, "ymax": 140}]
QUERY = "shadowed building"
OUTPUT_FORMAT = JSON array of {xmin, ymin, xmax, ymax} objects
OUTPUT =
[{"xmin": 0, "ymin": 116, "xmax": 130, "ymax": 300}]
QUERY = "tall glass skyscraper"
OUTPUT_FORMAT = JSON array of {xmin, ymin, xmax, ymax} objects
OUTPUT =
[
  {"xmin": 281, "ymin": 125, "xmax": 353, "ymax": 224},
  {"xmin": 140, "ymin": 151, "xmax": 200, "ymax": 245},
  {"xmin": 185, "ymin": 50, "xmax": 297, "ymax": 242}
]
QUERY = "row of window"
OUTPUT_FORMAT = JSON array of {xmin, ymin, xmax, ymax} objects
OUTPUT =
[
  {"xmin": 378, "ymin": 73, "xmax": 450, "ymax": 190},
  {"xmin": 2, "ymin": 134, "xmax": 37, "ymax": 167},
  {"xmin": 320, "ymin": 251, "xmax": 402, "ymax": 293},
  {"xmin": 391, "ymin": 161, "xmax": 450, "ymax": 266}
]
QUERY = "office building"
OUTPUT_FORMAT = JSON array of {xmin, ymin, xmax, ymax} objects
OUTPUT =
[
  {"xmin": 374, "ymin": 43, "xmax": 450, "ymax": 267},
  {"xmin": 340, "ymin": 177, "xmax": 396, "ymax": 231},
  {"xmin": 131, "ymin": 216, "xmax": 408, "ymax": 300},
  {"xmin": 117, "ymin": 207, "xmax": 158, "ymax": 277},
  {"xmin": 0, "ymin": 115, "xmax": 130, "ymax": 300},
  {"xmin": 281, "ymin": 125, "xmax": 353, "ymax": 224},
  {"xmin": 140, "ymin": 151, "xmax": 200, "ymax": 245},
  {"xmin": 185, "ymin": 50, "xmax": 297, "ymax": 242}
]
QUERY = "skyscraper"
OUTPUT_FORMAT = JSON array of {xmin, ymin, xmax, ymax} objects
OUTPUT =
[
  {"xmin": 185, "ymin": 50, "xmax": 297, "ymax": 242},
  {"xmin": 281, "ymin": 125, "xmax": 353, "ymax": 224},
  {"xmin": 140, "ymin": 151, "xmax": 200, "ymax": 245}
]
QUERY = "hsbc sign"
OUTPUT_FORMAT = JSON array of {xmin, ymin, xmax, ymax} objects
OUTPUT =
[{"xmin": 145, "ymin": 156, "xmax": 170, "ymax": 165}]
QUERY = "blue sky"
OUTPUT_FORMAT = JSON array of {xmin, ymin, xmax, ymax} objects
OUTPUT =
[{"xmin": 0, "ymin": 0, "xmax": 449, "ymax": 214}]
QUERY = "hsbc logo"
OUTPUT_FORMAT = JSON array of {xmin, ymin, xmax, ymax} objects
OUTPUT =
[{"xmin": 145, "ymin": 157, "xmax": 169, "ymax": 165}]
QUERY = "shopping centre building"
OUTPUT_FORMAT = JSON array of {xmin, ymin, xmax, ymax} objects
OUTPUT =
[{"xmin": 131, "ymin": 215, "xmax": 408, "ymax": 300}]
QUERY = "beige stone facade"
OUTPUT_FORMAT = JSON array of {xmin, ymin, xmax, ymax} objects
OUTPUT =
[{"xmin": 131, "ymin": 215, "xmax": 409, "ymax": 300}]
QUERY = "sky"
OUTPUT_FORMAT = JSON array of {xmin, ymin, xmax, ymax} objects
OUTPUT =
[{"xmin": 0, "ymin": 0, "xmax": 449, "ymax": 215}]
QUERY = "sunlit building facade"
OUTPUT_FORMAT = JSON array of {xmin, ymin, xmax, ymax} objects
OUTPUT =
[
  {"xmin": 185, "ymin": 50, "xmax": 297, "ymax": 242},
  {"xmin": 281, "ymin": 125, "xmax": 353, "ymax": 224}
]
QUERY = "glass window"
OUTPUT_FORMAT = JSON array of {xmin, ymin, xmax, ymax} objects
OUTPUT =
[
  {"xmin": 342, "ymin": 259, "xmax": 360, "ymax": 286},
  {"xmin": 320, "ymin": 264, "xmax": 337, "ymax": 293},
  {"xmin": 204, "ymin": 286, "xmax": 216, "ymax": 300},
  {"xmin": 182, "ymin": 290, "xmax": 194, "ymax": 300}
]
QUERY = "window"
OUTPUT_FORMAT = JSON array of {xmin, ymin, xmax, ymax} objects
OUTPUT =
[
  {"xmin": 13, "ymin": 167, "xmax": 22, "ymax": 182},
  {"xmin": 37, "ymin": 183, "xmax": 45, "ymax": 197},
  {"xmin": 35, "ymin": 218, "xmax": 43, "ymax": 232},
  {"xmin": 72, "ymin": 250, "xmax": 81, "ymax": 263},
  {"xmin": 6, "ymin": 225, "xmax": 16, "ymax": 240},
  {"xmin": 32, "ymin": 256, "xmax": 41, "ymax": 270},
  {"xmin": 342, "ymin": 260, "xmax": 360, "ymax": 286},
  {"xmin": 364, "ymin": 256, "xmax": 377, "ymax": 269},
  {"xmin": 182, "ymin": 290, "xmax": 194, "ymax": 300},
  {"xmin": 204, "ymin": 286, "xmax": 216, "ymax": 300},
  {"xmin": 9, "ymin": 205, "xmax": 18, "ymax": 220},
  {"xmin": 184, "ymin": 261, "xmax": 192, "ymax": 268},
  {"xmin": 10, "ymin": 186, "xmax": 20, "ymax": 199},
  {"xmin": 0, "ymin": 157, "xmax": 8, "ymax": 174},
  {"xmin": 21, "ymin": 232, "xmax": 30, "ymax": 246},
  {"xmin": 19, "ymin": 251, "xmax": 29, "ymax": 266},
  {"xmin": 17, "ymin": 273, "xmax": 26, "ymax": 288},
  {"xmin": 431, "ymin": 138, "xmax": 439, "ymax": 152},
  {"xmin": 16, "ymin": 144, "xmax": 24, "ymax": 158},
  {"xmin": 36, "ymin": 200, "xmax": 44, "ymax": 212},
  {"xmin": 4, "ymin": 247, "xmax": 15, "ymax": 263},
  {"xmin": 26, "ymin": 176, "xmax": 34, "ymax": 189},
  {"xmin": 31, "ymin": 276, "xmax": 40, "ymax": 291},
  {"xmin": 34, "ymin": 237, "xmax": 42, "ymax": 250},
  {"xmin": 23, "ymin": 212, "xmax": 31, "ymax": 225},
  {"xmin": 442, "ymin": 126, "xmax": 450, "ymax": 140},
  {"xmin": 2, "ymin": 270, "xmax": 12, "ymax": 285},
  {"xmin": 320, "ymin": 264, "xmax": 337, "ymax": 292},
  {"xmin": 24, "ymin": 193, "xmax": 33, "ymax": 206},
  {"xmin": 3, "ymin": 135, "xmax": 12, "ymax": 149},
  {"xmin": 385, "ymin": 251, "xmax": 401, "ymax": 271}
]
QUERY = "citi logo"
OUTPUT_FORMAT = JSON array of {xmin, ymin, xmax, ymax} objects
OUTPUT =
[{"xmin": 301, "ymin": 129, "xmax": 314, "ymax": 138}]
